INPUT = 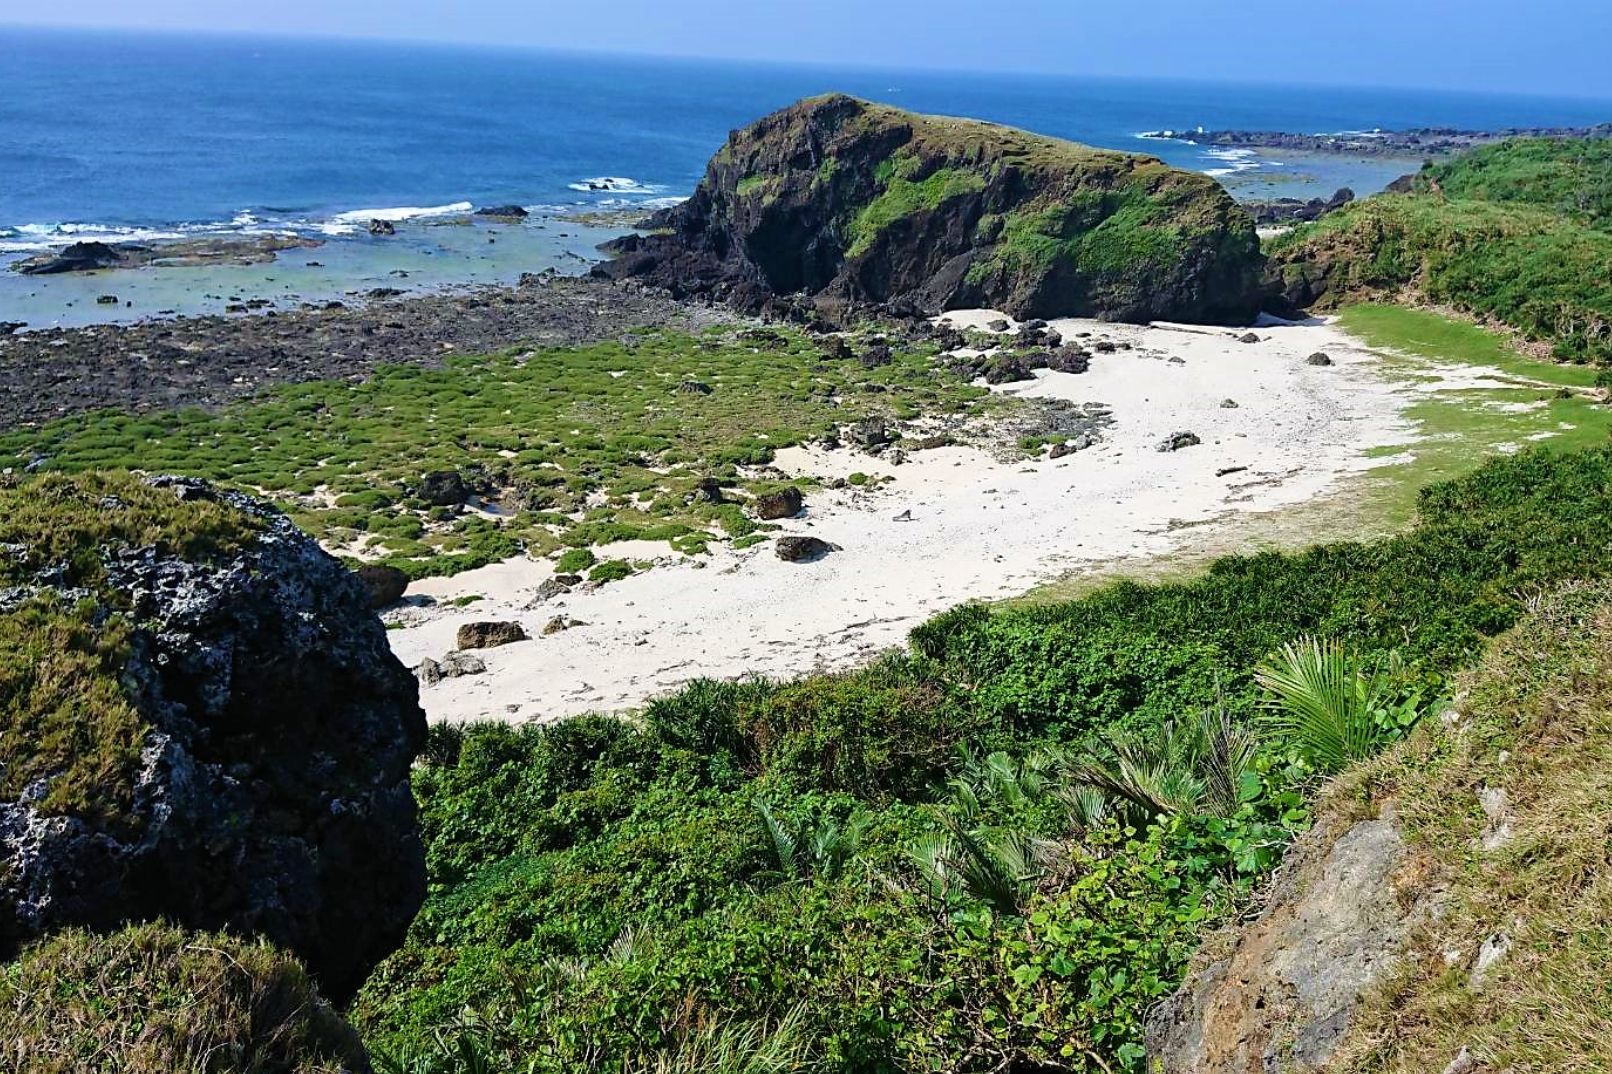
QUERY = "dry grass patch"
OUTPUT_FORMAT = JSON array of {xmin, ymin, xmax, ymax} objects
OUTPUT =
[
  {"xmin": 1330, "ymin": 582, "xmax": 1612, "ymax": 1073},
  {"xmin": 0, "ymin": 922, "xmax": 369, "ymax": 1074}
]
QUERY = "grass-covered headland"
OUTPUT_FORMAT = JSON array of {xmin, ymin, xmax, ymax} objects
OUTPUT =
[
  {"xmin": 345, "ymin": 440, "xmax": 1612, "ymax": 1073},
  {"xmin": 1267, "ymin": 138, "xmax": 1612, "ymax": 369}
]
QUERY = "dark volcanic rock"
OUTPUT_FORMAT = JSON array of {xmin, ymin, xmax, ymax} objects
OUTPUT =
[
  {"xmin": 475, "ymin": 205, "xmax": 530, "ymax": 218},
  {"xmin": 1306, "ymin": 352, "xmax": 1334, "ymax": 366},
  {"xmin": 417, "ymin": 470, "xmax": 470, "ymax": 506},
  {"xmin": 0, "ymin": 476, "xmax": 426, "ymax": 1003},
  {"xmin": 753, "ymin": 486, "xmax": 805, "ymax": 520},
  {"xmin": 368, "ymin": 219, "xmax": 397, "ymax": 236},
  {"xmin": 354, "ymin": 564, "xmax": 409, "ymax": 609},
  {"xmin": 775, "ymin": 535, "xmax": 838, "ymax": 562},
  {"xmin": 455, "ymin": 620, "xmax": 528, "ymax": 649},
  {"xmin": 846, "ymin": 417, "xmax": 893, "ymax": 448},
  {"xmin": 598, "ymin": 94, "xmax": 1263, "ymax": 324},
  {"xmin": 1242, "ymin": 187, "xmax": 1355, "ymax": 226},
  {"xmin": 16, "ymin": 241, "xmax": 123, "ymax": 275}
]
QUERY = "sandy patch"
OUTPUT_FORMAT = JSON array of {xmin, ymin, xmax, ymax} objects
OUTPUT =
[{"xmin": 389, "ymin": 312, "xmax": 1421, "ymax": 724}]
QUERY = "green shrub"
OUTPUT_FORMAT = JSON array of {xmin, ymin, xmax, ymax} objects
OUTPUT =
[
  {"xmin": 555, "ymin": 547, "xmax": 596, "ymax": 573},
  {"xmin": 588, "ymin": 559, "xmax": 634, "ymax": 583}
]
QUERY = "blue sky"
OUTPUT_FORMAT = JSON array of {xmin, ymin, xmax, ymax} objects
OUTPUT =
[{"xmin": 4, "ymin": 0, "xmax": 1611, "ymax": 99}]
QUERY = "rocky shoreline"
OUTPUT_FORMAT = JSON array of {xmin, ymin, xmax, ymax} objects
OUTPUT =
[
  {"xmin": 0, "ymin": 276, "xmax": 731, "ymax": 432},
  {"xmin": 1146, "ymin": 121, "xmax": 1612, "ymax": 157}
]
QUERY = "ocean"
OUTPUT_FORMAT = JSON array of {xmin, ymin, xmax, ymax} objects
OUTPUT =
[{"xmin": 4, "ymin": 25, "xmax": 1610, "ymax": 327}]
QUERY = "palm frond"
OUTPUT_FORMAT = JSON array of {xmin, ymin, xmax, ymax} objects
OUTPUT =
[
  {"xmin": 1256, "ymin": 636, "xmax": 1388, "ymax": 772},
  {"xmin": 756, "ymin": 801, "xmax": 799, "ymax": 879},
  {"xmin": 1198, "ymin": 705, "xmax": 1259, "ymax": 817}
]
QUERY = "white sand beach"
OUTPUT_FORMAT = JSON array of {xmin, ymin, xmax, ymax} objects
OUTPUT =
[{"xmin": 387, "ymin": 312, "xmax": 1422, "ymax": 724}]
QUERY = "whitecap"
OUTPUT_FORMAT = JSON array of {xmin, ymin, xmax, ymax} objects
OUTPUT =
[
  {"xmin": 567, "ymin": 177, "xmax": 666, "ymax": 195},
  {"xmin": 328, "ymin": 201, "xmax": 474, "ymax": 224}
]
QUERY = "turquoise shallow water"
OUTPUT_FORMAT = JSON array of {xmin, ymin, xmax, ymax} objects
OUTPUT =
[{"xmin": 4, "ymin": 26, "xmax": 1608, "ymax": 327}]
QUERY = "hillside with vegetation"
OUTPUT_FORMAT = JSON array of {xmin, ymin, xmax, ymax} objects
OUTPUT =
[
  {"xmin": 1265, "ymin": 138, "xmax": 1612, "ymax": 367},
  {"xmin": 344, "ymin": 443, "xmax": 1612, "ymax": 1073},
  {"xmin": 601, "ymin": 94, "xmax": 1264, "ymax": 323}
]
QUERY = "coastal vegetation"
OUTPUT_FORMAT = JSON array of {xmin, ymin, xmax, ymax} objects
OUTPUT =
[
  {"xmin": 0, "ymin": 327, "xmax": 991, "ymax": 579},
  {"xmin": 1267, "ymin": 138, "xmax": 1612, "ymax": 365},
  {"xmin": 348, "ymin": 443, "xmax": 1612, "ymax": 1072}
]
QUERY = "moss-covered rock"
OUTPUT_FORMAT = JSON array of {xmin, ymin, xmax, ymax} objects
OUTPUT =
[
  {"xmin": 0, "ymin": 472, "xmax": 426, "ymax": 1003},
  {"xmin": 599, "ymin": 94, "xmax": 1263, "ymax": 324},
  {"xmin": 0, "ymin": 922, "xmax": 370, "ymax": 1073}
]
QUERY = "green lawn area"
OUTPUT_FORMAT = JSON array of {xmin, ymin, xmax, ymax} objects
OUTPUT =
[{"xmin": 0, "ymin": 326, "xmax": 994, "ymax": 578}]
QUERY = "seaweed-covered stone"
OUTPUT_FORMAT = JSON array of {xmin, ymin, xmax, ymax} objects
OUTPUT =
[
  {"xmin": 599, "ymin": 94, "xmax": 1262, "ymax": 323},
  {"xmin": 0, "ymin": 472, "xmax": 425, "ymax": 1004}
]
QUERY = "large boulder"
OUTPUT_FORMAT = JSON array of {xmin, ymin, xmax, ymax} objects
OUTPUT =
[
  {"xmin": 598, "ymin": 94, "xmax": 1263, "ymax": 324},
  {"xmin": 0, "ymin": 472, "xmax": 426, "ymax": 1003}
]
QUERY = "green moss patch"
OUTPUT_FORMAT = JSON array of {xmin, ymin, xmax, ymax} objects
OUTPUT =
[
  {"xmin": 845, "ymin": 165, "xmax": 986, "ymax": 257},
  {"xmin": 0, "ymin": 329, "xmax": 991, "ymax": 579},
  {"xmin": 0, "ymin": 471, "xmax": 263, "ymax": 593}
]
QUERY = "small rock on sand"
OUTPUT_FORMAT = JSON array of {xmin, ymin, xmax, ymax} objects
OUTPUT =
[
  {"xmin": 456, "ymin": 621, "xmax": 528, "ymax": 649},
  {"xmin": 1307, "ymin": 352, "xmax": 1335, "ymax": 366},
  {"xmin": 776, "ymin": 536, "xmax": 838, "ymax": 562},
  {"xmin": 1157, "ymin": 431, "xmax": 1202, "ymax": 452},
  {"xmin": 752, "ymin": 487, "xmax": 804, "ymax": 520},
  {"xmin": 354, "ymin": 564, "xmax": 409, "ymax": 609}
]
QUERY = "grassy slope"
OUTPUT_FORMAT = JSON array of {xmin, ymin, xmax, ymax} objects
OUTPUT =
[
  {"xmin": 1325, "ymin": 582, "xmax": 1612, "ymax": 1073},
  {"xmin": 0, "ymin": 923, "xmax": 366, "ymax": 1074},
  {"xmin": 1267, "ymin": 138, "xmax": 1612, "ymax": 364},
  {"xmin": 0, "ymin": 327, "xmax": 990, "ymax": 579},
  {"xmin": 352, "ymin": 444, "xmax": 1612, "ymax": 1073},
  {"xmin": 1337, "ymin": 304, "xmax": 1612, "ymax": 528}
]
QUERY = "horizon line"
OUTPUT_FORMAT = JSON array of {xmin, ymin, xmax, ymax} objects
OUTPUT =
[{"xmin": 5, "ymin": 19, "xmax": 1612, "ymax": 107}]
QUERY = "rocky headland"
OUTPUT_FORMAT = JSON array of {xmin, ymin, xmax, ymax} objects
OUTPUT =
[{"xmin": 598, "ymin": 94, "xmax": 1265, "ymax": 324}]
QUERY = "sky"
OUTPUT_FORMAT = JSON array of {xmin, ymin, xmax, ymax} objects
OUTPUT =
[{"xmin": 3, "ymin": 1, "xmax": 1611, "ymax": 100}]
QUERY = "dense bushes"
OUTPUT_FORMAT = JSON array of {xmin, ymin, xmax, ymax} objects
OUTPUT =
[{"xmin": 355, "ymin": 445, "xmax": 1612, "ymax": 1072}]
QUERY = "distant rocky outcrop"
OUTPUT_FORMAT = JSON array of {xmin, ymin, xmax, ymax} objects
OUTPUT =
[
  {"xmin": 12, "ymin": 235, "xmax": 321, "ymax": 275},
  {"xmin": 598, "ymin": 94, "xmax": 1263, "ymax": 324},
  {"xmin": 1142, "ymin": 122, "xmax": 1612, "ymax": 157},
  {"xmin": 0, "ymin": 472, "xmax": 426, "ymax": 1003},
  {"xmin": 1242, "ymin": 187, "xmax": 1354, "ymax": 226}
]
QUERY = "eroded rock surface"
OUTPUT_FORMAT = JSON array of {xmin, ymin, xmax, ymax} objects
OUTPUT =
[{"xmin": 1146, "ymin": 808, "xmax": 1412, "ymax": 1072}]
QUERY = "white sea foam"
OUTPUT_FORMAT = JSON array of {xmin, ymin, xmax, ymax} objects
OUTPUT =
[
  {"xmin": 567, "ymin": 177, "xmax": 665, "ymax": 195},
  {"xmin": 328, "ymin": 201, "xmax": 475, "ymax": 224},
  {"xmin": 1201, "ymin": 147, "xmax": 1261, "ymax": 178}
]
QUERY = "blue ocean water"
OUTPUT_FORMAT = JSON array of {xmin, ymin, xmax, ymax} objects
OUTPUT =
[
  {"xmin": 2, "ymin": 26, "xmax": 1609, "ymax": 326},
  {"xmin": 7, "ymin": 26, "xmax": 1612, "ymax": 240}
]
